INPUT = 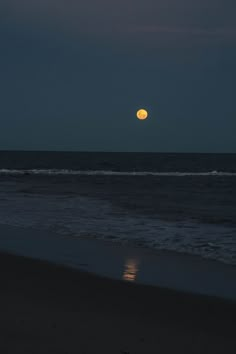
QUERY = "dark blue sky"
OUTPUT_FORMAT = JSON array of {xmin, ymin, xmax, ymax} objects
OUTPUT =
[{"xmin": 0, "ymin": 0, "xmax": 236, "ymax": 152}]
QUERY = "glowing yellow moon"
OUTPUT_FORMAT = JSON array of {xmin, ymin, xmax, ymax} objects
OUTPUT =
[{"xmin": 136, "ymin": 109, "xmax": 148, "ymax": 120}]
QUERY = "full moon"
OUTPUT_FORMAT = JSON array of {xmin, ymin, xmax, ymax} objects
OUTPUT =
[{"xmin": 136, "ymin": 109, "xmax": 148, "ymax": 120}]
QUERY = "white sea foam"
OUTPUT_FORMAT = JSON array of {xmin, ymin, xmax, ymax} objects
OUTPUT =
[
  {"xmin": 0, "ymin": 169, "xmax": 236, "ymax": 176},
  {"xmin": 0, "ymin": 192, "xmax": 235, "ymax": 265}
]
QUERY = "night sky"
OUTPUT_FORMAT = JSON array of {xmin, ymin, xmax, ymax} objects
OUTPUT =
[{"xmin": 0, "ymin": 0, "xmax": 236, "ymax": 152}]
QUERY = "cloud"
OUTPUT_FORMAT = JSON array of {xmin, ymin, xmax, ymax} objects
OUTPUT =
[
  {"xmin": 128, "ymin": 25, "xmax": 236, "ymax": 39},
  {"xmin": 1, "ymin": 0, "xmax": 236, "ymax": 46}
]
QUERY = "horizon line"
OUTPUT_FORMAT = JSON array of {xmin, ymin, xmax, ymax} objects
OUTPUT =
[{"xmin": 0, "ymin": 149, "xmax": 235, "ymax": 155}]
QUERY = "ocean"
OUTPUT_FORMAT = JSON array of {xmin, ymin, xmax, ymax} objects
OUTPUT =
[{"xmin": 0, "ymin": 151, "xmax": 236, "ymax": 266}]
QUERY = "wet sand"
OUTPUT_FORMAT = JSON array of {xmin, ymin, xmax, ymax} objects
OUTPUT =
[
  {"xmin": 0, "ymin": 251, "xmax": 235, "ymax": 354},
  {"xmin": 1, "ymin": 224, "xmax": 236, "ymax": 301}
]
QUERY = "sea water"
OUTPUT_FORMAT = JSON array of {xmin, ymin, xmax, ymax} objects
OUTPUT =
[{"xmin": 0, "ymin": 151, "xmax": 235, "ymax": 265}]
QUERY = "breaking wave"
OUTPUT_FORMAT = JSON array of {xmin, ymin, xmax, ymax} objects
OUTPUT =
[{"xmin": 0, "ymin": 169, "xmax": 236, "ymax": 176}]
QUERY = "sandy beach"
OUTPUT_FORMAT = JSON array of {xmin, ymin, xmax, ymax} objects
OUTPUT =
[{"xmin": 0, "ymin": 251, "xmax": 235, "ymax": 354}]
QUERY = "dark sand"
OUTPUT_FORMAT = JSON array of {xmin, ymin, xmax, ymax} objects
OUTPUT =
[{"xmin": 0, "ymin": 252, "xmax": 235, "ymax": 354}]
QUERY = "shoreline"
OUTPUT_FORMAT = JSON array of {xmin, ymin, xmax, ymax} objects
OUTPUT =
[
  {"xmin": 0, "ymin": 250, "xmax": 236, "ymax": 353},
  {"xmin": 0, "ymin": 224, "xmax": 236, "ymax": 301},
  {"xmin": 1, "ymin": 249, "xmax": 236, "ymax": 305}
]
